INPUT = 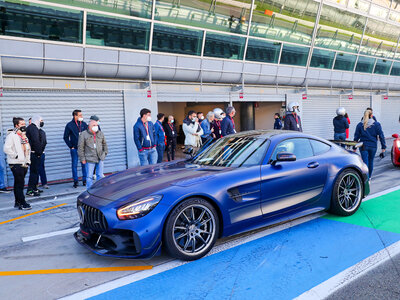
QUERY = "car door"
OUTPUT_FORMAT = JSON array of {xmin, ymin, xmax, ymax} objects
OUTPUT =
[{"xmin": 260, "ymin": 138, "xmax": 328, "ymax": 217}]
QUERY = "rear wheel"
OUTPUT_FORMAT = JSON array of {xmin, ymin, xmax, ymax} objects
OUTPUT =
[
  {"xmin": 330, "ymin": 169, "xmax": 363, "ymax": 216},
  {"xmin": 163, "ymin": 198, "xmax": 219, "ymax": 261},
  {"xmin": 391, "ymin": 147, "xmax": 400, "ymax": 167}
]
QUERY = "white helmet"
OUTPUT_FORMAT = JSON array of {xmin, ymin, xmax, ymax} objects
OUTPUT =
[
  {"xmin": 213, "ymin": 108, "xmax": 224, "ymax": 120},
  {"xmin": 336, "ymin": 107, "xmax": 346, "ymax": 116},
  {"xmin": 287, "ymin": 101, "xmax": 300, "ymax": 112}
]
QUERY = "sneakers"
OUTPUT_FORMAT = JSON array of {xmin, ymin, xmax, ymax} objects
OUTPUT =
[
  {"xmin": 19, "ymin": 202, "xmax": 32, "ymax": 210},
  {"xmin": 82, "ymin": 181, "xmax": 86, "ymax": 186},
  {"xmin": 42, "ymin": 184, "xmax": 49, "ymax": 189},
  {"xmin": 26, "ymin": 190, "xmax": 40, "ymax": 197},
  {"xmin": 0, "ymin": 188, "xmax": 10, "ymax": 193},
  {"xmin": 73, "ymin": 181, "xmax": 78, "ymax": 188},
  {"xmin": 35, "ymin": 189, "xmax": 43, "ymax": 193}
]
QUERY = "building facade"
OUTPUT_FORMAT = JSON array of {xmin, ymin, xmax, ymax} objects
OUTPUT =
[{"xmin": 1, "ymin": 0, "xmax": 400, "ymax": 185}]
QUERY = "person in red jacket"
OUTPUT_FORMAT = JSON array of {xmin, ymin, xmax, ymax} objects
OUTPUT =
[{"xmin": 345, "ymin": 113, "xmax": 350, "ymax": 139}]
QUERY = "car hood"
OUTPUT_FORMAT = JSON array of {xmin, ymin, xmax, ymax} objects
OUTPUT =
[{"xmin": 88, "ymin": 161, "xmax": 230, "ymax": 203}]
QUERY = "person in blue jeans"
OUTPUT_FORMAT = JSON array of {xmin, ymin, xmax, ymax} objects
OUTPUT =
[
  {"xmin": 64, "ymin": 109, "xmax": 88, "ymax": 188},
  {"xmin": 333, "ymin": 107, "xmax": 349, "ymax": 147},
  {"xmin": 134, "ymin": 108, "xmax": 157, "ymax": 166},
  {"xmin": 354, "ymin": 109, "xmax": 386, "ymax": 179},
  {"xmin": 154, "ymin": 113, "xmax": 166, "ymax": 164},
  {"xmin": 0, "ymin": 140, "xmax": 10, "ymax": 193}
]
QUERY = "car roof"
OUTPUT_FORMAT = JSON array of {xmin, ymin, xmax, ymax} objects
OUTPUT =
[{"xmin": 231, "ymin": 130, "xmax": 321, "ymax": 140}]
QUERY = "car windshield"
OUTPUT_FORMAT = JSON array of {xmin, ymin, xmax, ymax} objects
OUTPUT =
[{"xmin": 191, "ymin": 136, "xmax": 269, "ymax": 167}]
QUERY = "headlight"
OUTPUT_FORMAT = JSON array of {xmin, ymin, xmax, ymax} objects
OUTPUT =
[
  {"xmin": 396, "ymin": 140, "xmax": 400, "ymax": 150},
  {"xmin": 116, "ymin": 195, "xmax": 162, "ymax": 220}
]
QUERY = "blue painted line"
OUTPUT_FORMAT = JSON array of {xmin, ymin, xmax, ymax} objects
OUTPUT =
[{"xmin": 90, "ymin": 218, "xmax": 400, "ymax": 300}]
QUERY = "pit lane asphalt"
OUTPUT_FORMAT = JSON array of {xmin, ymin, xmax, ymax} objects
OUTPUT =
[{"xmin": 0, "ymin": 153, "xmax": 399, "ymax": 300}]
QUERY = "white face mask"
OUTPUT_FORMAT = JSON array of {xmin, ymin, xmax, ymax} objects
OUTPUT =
[
  {"xmin": 78, "ymin": 117, "xmax": 84, "ymax": 122},
  {"xmin": 92, "ymin": 126, "xmax": 99, "ymax": 132},
  {"xmin": 171, "ymin": 119, "xmax": 174, "ymax": 123},
  {"xmin": 192, "ymin": 117, "xmax": 197, "ymax": 122},
  {"xmin": 146, "ymin": 116, "xmax": 152, "ymax": 122},
  {"xmin": 200, "ymin": 116, "xmax": 204, "ymax": 120}
]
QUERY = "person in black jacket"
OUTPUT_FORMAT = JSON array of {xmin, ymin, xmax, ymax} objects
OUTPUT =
[
  {"xmin": 63, "ymin": 110, "xmax": 88, "ymax": 188},
  {"xmin": 38, "ymin": 121, "xmax": 48, "ymax": 189},
  {"xmin": 333, "ymin": 107, "xmax": 349, "ymax": 144},
  {"xmin": 26, "ymin": 115, "xmax": 44, "ymax": 197},
  {"xmin": 163, "ymin": 115, "xmax": 178, "ymax": 161},
  {"xmin": 284, "ymin": 102, "xmax": 302, "ymax": 132},
  {"xmin": 273, "ymin": 113, "xmax": 283, "ymax": 129}
]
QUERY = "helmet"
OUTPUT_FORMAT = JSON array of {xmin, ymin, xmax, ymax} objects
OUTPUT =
[
  {"xmin": 336, "ymin": 107, "xmax": 346, "ymax": 116},
  {"xmin": 213, "ymin": 108, "xmax": 224, "ymax": 120},
  {"xmin": 287, "ymin": 102, "xmax": 300, "ymax": 112}
]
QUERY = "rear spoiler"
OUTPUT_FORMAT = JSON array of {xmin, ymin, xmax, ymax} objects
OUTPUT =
[{"xmin": 329, "ymin": 140, "xmax": 363, "ymax": 150}]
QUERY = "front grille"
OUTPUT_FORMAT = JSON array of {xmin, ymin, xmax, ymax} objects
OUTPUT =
[{"xmin": 79, "ymin": 203, "xmax": 108, "ymax": 232}]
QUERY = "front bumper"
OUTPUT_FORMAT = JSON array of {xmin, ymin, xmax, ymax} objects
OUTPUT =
[{"xmin": 74, "ymin": 227, "xmax": 161, "ymax": 259}]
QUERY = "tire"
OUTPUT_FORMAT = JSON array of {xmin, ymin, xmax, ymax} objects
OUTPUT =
[
  {"xmin": 163, "ymin": 198, "xmax": 219, "ymax": 261},
  {"xmin": 391, "ymin": 147, "xmax": 400, "ymax": 168},
  {"xmin": 329, "ymin": 169, "xmax": 363, "ymax": 216}
]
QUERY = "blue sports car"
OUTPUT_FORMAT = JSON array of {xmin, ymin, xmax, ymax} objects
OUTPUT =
[{"xmin": 75, "ymin": 130, "xmax": 370, "ymax": 261}]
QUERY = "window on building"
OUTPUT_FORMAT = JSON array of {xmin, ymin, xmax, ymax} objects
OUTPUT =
[
  {"xmin": 333, "ymin": 53, "xmax": 356, "ymax": 71},
  {"xmin": 42, "ymin": 0, "xmax": 152, "ymax": 19},
  {"xmin": 152, "ymin": 23, "xmax": 203, "ymax": 56},
  {"xmin": 204, "ymin": 32, "xmax": 245, "ymax": 60},
  {"xmin": 154, "ymin": 0, "xmax": 250, "ymax": 35},
  {"xmin": 250, "ymin": 0, "xmax": 318, "ymax": 46},
  {"xmin": 279, "ymin": 44, "xmax": 309, "ymax": 66},
  {"xmin": 316, "ymin": 5, "xmax": 365, "ymax": 53},
  {"xmin": 86, "ymin": 13, "xmax": 150, "ymax": 50},
  {"xmin": 246, "ymin": 38, "xmax": 281, "ymax": 64},
  {"xmin": 374, "ymin": 59, "xmax": 391, "ymax": 75},
  {"xmin": 355, "ymin": 56, "xmax": 375, "ymax": 73},
  {"xmin": 0, "ymin": 1, "xmax": 82, "ymax": 43},
  {"xmin": 310, "ymin": 48, "xmax": 335, "ymax": 69},
  {"xmin": 390, "ymin": 62, "xmax": 400, "ymax": 76}
]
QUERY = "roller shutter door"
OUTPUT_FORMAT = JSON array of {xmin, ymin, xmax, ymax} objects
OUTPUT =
[
  {"xmin": 380, "ymin": 97, "xmax": 400, "ymax": 138},
  {"xmin": 302, "ymin": 96, "xmax": 339, "ymax": 139},
  {"xmin": 340, "ymin": 96, "xmax": 371, "ymax": 140},
  {"xmin": 0, "ymin": 90, "xmax": 127, "ymax": 186}
]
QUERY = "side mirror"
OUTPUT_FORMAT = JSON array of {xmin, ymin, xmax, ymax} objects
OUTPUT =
[
  {"xmin": 392, "ymin": 134, "xmax": 399, "ymax": 139},
  {"xmin": 271, "ymin": 152, "xmax": 296, "ymax": 165}
]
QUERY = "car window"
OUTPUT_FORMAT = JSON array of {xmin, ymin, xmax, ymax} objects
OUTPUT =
[
  {"xmin": 191, "ymin": 136, "xmax": 269, "ymax": 167},
  {"xmin": 310, "ymin": 139, "xmax": 331, "ymax": 156},
  {"xmin": 271, "ymin": 138, "xmax": 314, "ymax": 161}
]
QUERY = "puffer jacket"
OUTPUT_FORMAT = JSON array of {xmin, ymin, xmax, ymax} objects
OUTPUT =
[
  {"xmin": 78, "ymin": 129, "xmax": 108, "ymax": 163},
  {"xmin": 3, "ymin": 129, "xmax": 31, "ymax": 166},
  {"xmin": 183, "ymin": 118, "xmax": 203, "ymax": 147}
]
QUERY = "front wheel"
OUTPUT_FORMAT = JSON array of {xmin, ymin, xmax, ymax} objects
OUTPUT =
[
  {"xmin": 163, "ymin": 198, "xmax": 219, "ymax": 261},
  {"xmin": 330, "ymin": 169, "xmax": 363, "ymax": 216}
]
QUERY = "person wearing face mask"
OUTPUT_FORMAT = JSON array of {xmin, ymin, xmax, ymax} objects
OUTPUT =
[
  {"xmin": 163, "ymin": 115, "xmax": 177, "ymax": 161},
  {"xmin": 78, "ymin": 120, "xmax": 108, "ymax": 189},
  {"xmin": 26, "ymin": 115, "xmax": 44, "ymax": 197},
  {"xmin": 134, "ymin": 108, "xmax": 157, "ymax": 166},
  {"xmin": 211, "ymin": 108, "xmax": 224, "ymax": 140},
  {"xmin": 3, "ymin": 117, "xmax": 32, "ymax": 210},
  {"xmin": 283, "ymin": 102, "xmax": 303, "ymax": 132},
  {"xmin": 197, "ymin": 112, "xmax": 204, "ymax": 124},
  {"xmin": 64, "ymin": 109, "xmax": 88, "ymax": 188},
  {"xmin": 183, "ymin": 110, "xmax": 204, "ymax": 156},
  {"xmin": 221, "ymin": 106, "xmax": 236, "ymax": 137},
  {"xmin": 38, "ymin": 117, "xmax": 48, "ymax": 189},
  {"xmin": 154, "ymin": 113, "xmax": 166, "ymax": 164},
  {"xmin": 201, "ymin": 111, "xmax": 215, "ymax": 144}
]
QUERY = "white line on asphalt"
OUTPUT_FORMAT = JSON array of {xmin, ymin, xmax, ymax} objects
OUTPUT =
[
  {"xmin": 294, "ymin": 240, "xmax": 400, "ymax": 300},
  {"xmin": 0, "ymin": 196, "xmax": 77, "ymax": 212},
  {"xmin": 21, "ymin": 227, "xmax": 79, "ymax": 242},
  {"xmin": 363, "ymin": 184, "xmax": 400, "ymax": 202},
  {"xmin": 60, "ymin": 212, "xmax": 326, "ymax": 300}
]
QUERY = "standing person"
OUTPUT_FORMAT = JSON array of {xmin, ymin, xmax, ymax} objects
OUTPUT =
[
  {"xmin": 345, "ymin": 113, "xmax": 351, "ymax": 140},
  {"xmin": 38, "ymin": 117, "xmax": 48, "ymax": 189},
  {"xmin": 354, "ymin": 109, "xmax": 386, "ymax": 178},
  {"xmin": 64, "ymin": 110, "xmax": 88, "ymax": 188},
  {"xmin": 201, "ymin": 111, "xmax": 215, "ymax": 144},
  {"xmin": 134, "ymin": 108, "xmax": 157, "ymax": 166},
  {"xmin": 155, "ymin": 113, "xmax": 166, "ymax": 164},
  {"xmin": 221, "ymin": 106, "xmax": 236, "ymax": 137},
  {"xmin": 197, "ymin": 112, "xmax": 204, "ymax": 124},
  {"xmin": 0, "ymin": 132, "xmax": 10, "ymax": 193},
  {"xmin": 78, "ymin": 120, "xmax": 108, "ymax": 189},
  {"xmin": 284, "ymin": 102, "xmax": 302, "ymax": 132},
  {"xmin": 26, "ymin": 115, "xmax": 44, "ymax": 197},
  {"xmin": 211, "ymin": 108, "xmax": 224, "ymax": 140},
  {"xmin": 3, "ymin": 117, "xmax": 31, "ymax": 210},
  {"xmin": 274, "ymin": 113, "xmax": 283, "ymax": 129},
  {"xmin": 183, "ymin": 110, "xmax": 203, "ymax": 156},
  {"xmin": 333, "ymin": 107, "xmax": 349, "ymax": 142},
  {"xmin": 164, "ymin": 115, "xmax": 177, "ymax": 161}
]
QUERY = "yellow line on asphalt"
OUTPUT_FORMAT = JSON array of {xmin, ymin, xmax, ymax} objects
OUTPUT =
[
  {"xmin": 0, "ymin": 203, "xmax": 67, "ymax": 225},
  {"xmin": 0, "ymin": 266, "xmax": 153, "ymax": 276}
]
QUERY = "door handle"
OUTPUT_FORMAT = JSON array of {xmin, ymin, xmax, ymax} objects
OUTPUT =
[{"xmin": 307, "ymin": 162, "xmax": 319, "ymax": 168}]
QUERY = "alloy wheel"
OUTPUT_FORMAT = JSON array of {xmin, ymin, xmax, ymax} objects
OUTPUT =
[{"xmin": 337, "ymin": 173, "xmax": 362, "ymax": 212}]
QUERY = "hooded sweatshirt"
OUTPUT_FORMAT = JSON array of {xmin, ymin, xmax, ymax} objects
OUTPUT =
[
  {"xmin": 333, "ymin": 115, "xmax": 349, "ymax": 133},
  {"xmin": 354, "ymin": 119, "xmax": 386, "ymax": 149}
]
